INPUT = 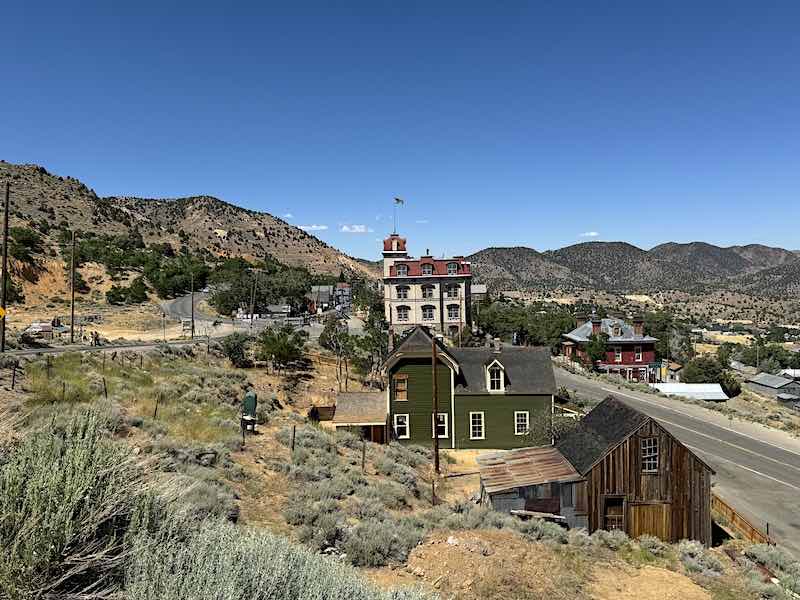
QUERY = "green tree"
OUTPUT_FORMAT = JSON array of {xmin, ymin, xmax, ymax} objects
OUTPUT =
[
  {"xmin": 682, "ymin": 356, "xmax": 741, "ymax": 398},
  {"xmin": 257, "ymin": 325, "xmax": 307, "ymax": 372},
  {"xmin": 221, "ymin": 333, "xmax": 252, "ymax": 368},
  {"xmin": 585, "ymin": 333, "xmax": 609, "ymax": 367}
]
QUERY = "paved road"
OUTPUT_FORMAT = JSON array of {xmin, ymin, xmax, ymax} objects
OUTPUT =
[{"xmin": 556, "ymin": 367, "xmax": 800, "ymax": 556}]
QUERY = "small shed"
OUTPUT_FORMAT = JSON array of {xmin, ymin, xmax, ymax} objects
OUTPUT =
[
  {"xmin": 332, "ymin": 392, "xmax": 388, "ymax": 444},
  {"xmin": 477, "ymin": 446, "xmax": 585, "ymax": 527}
]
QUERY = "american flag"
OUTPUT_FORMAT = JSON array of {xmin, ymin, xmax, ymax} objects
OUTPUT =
[{"xmin": 394, "ymin": 197, "xmax": 404, "ymax": 205}]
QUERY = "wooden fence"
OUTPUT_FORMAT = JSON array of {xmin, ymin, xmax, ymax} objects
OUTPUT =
[{"xmin": 712, "ymin": 493, "xmax": 772, "ymax": 545}]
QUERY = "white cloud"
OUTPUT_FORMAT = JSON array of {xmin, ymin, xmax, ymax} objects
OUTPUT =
[
  {"xmin": 415, "ymin": 219, "xmax": 429, "ymax": 224},
  {"xmin": 340, "ymin": 224, "xmax": 373, "ymax": 233},
  {"xmin": 283, "ymin": 212, "xmax": 294, "ymax": 219},
  {"xmin": 579, "ymin": 231, "xmax": 600, "ymax": 238},
  {"xmin": 299, "ymin": 224, "xmax": 328, "ymax": 231}
]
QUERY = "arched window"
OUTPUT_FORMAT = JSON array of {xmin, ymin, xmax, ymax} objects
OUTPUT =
[
  {"xmin": 488, "ymin": 366, "xmax": 503, "ymax": 391},
  {"xmin": 422, "ymin": 305, "xmax": 435, "ymax": 321},
  {"xmin": 446, "ymin": 284, "xmax": 459, "ymax": 298},
  {"xmin": 421, "ymin": 263, "xmax": 434, "ymax": 275},
  {"xmin": 422, "ymin": 284, "xmax": 435, "ymax": 299},
  {"xmin": 447, "ymin": 262, "xmax": 458, "ymax": 275},
  {"xmin": 396, "ymin": 285, "xmax": 409, "ymax": 299},
  {"xmin": 396, "ymin": 305, "xmax": 410, "ymax": 322},
  {"xmin": 396, "ymin": 264, "xmax": 408, "ymax": 277}
]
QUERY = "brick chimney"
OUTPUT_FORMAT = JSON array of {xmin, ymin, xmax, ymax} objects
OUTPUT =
[
  {"xmin": 575, "ymin": 313, "xmax": 588, "ymax": 328},
  {"xmin": 591, "ymin": 315, "xmax": 602, "ymax": 336},
  {"xmin": 633, "ymin": 315, "xmax": 645, "ymax": 337}
]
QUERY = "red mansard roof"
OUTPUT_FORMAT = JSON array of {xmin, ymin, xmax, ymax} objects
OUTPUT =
[{"xmin": 390, "ymin": 258, "xmax": 471, "ymax": 277}]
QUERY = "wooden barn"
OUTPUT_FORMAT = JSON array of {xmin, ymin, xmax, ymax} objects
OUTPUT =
[{"xmin": 556, "ymin": 397, "xmax": 715, "ymax": 545}]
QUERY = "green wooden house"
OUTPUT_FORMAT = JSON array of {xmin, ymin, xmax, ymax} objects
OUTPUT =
[{"xmin": 380, "ymin": 326, "xmax": 556, "ymax": 449}]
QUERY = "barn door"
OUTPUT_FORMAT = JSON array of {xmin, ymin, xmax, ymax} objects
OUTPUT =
[
  {"xmin": 628, "ymin": 503, "xmax": 671, "ymax": 541},
  {"xmin": 603, "ymin": 496, "xmax": 625, "ymax": 531}
]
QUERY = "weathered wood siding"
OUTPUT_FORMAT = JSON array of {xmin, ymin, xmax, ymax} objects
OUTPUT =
[{"xmin": 585, "ymin": 419, "xmax": 712, "ymax": 545}]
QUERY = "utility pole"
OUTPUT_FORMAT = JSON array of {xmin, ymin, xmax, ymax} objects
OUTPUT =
[
  {"xmin": 162, "ymin": 312, "xmax": 166, "ymax": 342},
  {"xmin": 190, "ymin": 270, "xmax": 195, "ymax": 340},
  {"xmin": 0, "ymin": 183, "xmax": 9, "ymax": 352},
  {"xmin": 70, "ymin": 230, "xmax": 76, "ymax": 344},
  {"xmin": 431, "ymin": 333, "xmax": 440, "ymax": 474},
  {"xmin": 249, "ymin": 270, "xmax": 257, "ymax": 332}
]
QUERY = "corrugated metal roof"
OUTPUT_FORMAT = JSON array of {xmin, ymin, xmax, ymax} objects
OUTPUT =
[
  {"xmin": 332, "ymin": 392, "xmax": 387, "ymax": 426},
  {"xmin": 563, "ymin": 317, "xmax": 658, "ymax": 343},
  {"xmin": 779, "ymin": 369, "xmax": 800, "ymax": 380},
  {"xmin": 477, "ymin": 446, "xmax": 583, "ymax": 494},
  {"xmin": 747, "ymin": 373, "xmax": 794, "ymax": 389},
  {"xmin": 650, "ymin": 383, "xmax": 729, "ymax": 401}
]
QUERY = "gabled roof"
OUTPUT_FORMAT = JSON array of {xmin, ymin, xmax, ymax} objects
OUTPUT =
[
  {"xmin": 557, "ymin": 396, "xmax": 714, "ymax": 475},
  {"xmin": 747, "ymin": 373, "xmax": 794, "ymax": 389},
  {"xmin": 556, "ymin": 397, "xmax": 649, "ymax": 474},
  {"xmin": 477, "ymin": 446, "xmax": 583, "ymax": 494},
  {"xmin": 332, "ymin": 392, "xmax": 387, "ymax": 426},
  {"xmin": 381, "ymin": 326, "xmax": 460, "ymax": 374},
  {"xmin": 381, "ymin": 326, "xmax": 556, "ymax": 395},
  {"xmin": 563, "ymin": 317, "xmax": 658, "ymax": 344},
  {"xmin": 451, "ymin": 347, "xmax": 555, "ymax": 395}
]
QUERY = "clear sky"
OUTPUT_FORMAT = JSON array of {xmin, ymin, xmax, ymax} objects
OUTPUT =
[{"xmin": 2, "ymin": 1, "xmax": 799, "ymax": 260}]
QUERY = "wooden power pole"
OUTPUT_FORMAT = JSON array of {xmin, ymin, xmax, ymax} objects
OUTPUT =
[
  {"xmin": 69, "ymin": 230, "xmax": 76, "ymax": 344},
  {"xmin": 0, "ymin": 182, "xmax": 9, "ymax": 353},
  {"xmin": 190, "ymin": 270, "xmax": 195, "ymax": 340},
  {"xmin": 432, "ymin": 333, "xmax": 440, "ymax": 474}
]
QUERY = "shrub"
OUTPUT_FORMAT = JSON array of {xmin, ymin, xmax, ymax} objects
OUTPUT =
[
  {"xmin": 517, "ymin": 518, "xmax": 568, "ymax": 544},
  {"xmin": 566, "ymin": 528, "xmax": 593, "ymax": 547},
  {"xmin": 591, "ymin": 529, "xmax": 630, "ymax": 551},
  {"xmin": 0, "ymin": 410, "xmax": 146, "ymax": 599},
  {"xmin": 125, "ymin": 521, "xmax": 431, "ymax": 600},
  {"xmin": 677, "ymin": 539, "xmax": 723, "ymax": 576},
  {"xmin": 342, "ymin": 519, "xmax": 425, "ymax": 567},
  {"xmin": 374, "ymin": 456, "xmax": 420, "ymax": 496},
  {"xmin": 360, "ymin": 480, "xmax": 410, "ymax": 509},
  {"xmin": 638, "ymin": 534, "xmax": 669, "ymax": 557}
]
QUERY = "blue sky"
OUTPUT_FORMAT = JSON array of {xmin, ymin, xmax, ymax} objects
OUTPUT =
[{"xmin": 2, "ymin": 2, "xmax": 800, "ymax": 259}]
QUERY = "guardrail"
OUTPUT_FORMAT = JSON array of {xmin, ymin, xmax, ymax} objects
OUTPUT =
[{"xmin": 712, "ymin": 492, "xmax": 772, "ymax": 545}]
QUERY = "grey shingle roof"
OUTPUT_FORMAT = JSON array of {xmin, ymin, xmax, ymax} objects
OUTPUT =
[
  {"xmin": 556, "ymin": 397, "xmax": 649, "ymax": 474},
  {"xmin": 747, "ymin": 373, "xmax": 794, "ymax": 389},
  {"xmin": 450, "ymin": 347, "xmax": 556, "ymax": 395},
  {"xmin": 333, "ymin": 392, "xmax": 387, "ymax": 425},
  {"xmin": 563, "ymin": 318, "xmax": 658, "ymax": 343}
]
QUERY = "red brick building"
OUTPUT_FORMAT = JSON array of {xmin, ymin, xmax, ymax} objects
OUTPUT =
[{"xmin": 562, "ymin": 314, "xmax": 659, "ymax": 382}]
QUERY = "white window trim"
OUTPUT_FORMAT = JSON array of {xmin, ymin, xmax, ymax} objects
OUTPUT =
[
  {"xmin": 396, "ymin": 286, "xmax": 409, "ymax": 299},
  {"xmin": 634, "ymin": 346, "xmax": 642, "ymax": 362},
  {"xmin": 396, "ymin": 305, "xmax": 410, "ymax": 322},
  {"xmin": 514, "ymin": 411, "xmax": 530, "ymax": 436},
  {"xmin": 614, "ymin": 347, "xmax": 623, "ymax": 363},
  {"xmin": 431, "ymin": 412, "xmax": 449, "ymax": 439},
  {"xmin": 393, "ymin": 413, "xmax": 410, "ymax": 440},
  {"xmin": 447, "ymin": 262, "xmax": 458, "ymax": 275},
  {"xmin": 422, "ymin": 285, "xmax": 435, "ymax": 299},
  {"xmin": 446, "ymin": 284, "xmax": 459, "ymax": 298},
  {"xmin": 421, "ymin": 264, "xmax": 434, "ymax": 275},
  {"xmin": 421, "ymin": 305, "xmax": 436, "ymax": 321},
  {"xmin": 396, "ymin": 265, "xmax": 408, "ymax": 276},
  {"xmin": 469, "ymin": 411, "xmax": 485, "ymax": 440},
  {"xmin": 486, "ymin": 360, "xmax": 505, "ymax": 393},
  {"xmin": 447, "ymin": 304, "xmax": 460, "ymax": 320}
]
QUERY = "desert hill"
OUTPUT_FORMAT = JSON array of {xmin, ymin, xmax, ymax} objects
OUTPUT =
[{"xmin": 0, "ymin": 161, "xmax": 378, "ymax": 279}]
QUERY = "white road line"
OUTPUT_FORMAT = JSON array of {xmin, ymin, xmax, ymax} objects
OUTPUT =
[
  {"xmin": 685, "ymin": 444, "xmax": 800, "ymax": 492},
  {"xmin": 601, "ymin": 386, "xmax": 800, "ymax": 458},
  {"xmin": 644, "ymin": 415, "xmax": 800, "ymax": 474}
]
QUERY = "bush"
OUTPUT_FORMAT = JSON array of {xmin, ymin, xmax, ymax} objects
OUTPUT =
[
  {"xmin": 342, "ymin": 519, "xmax": 425, "ymax": 567},
  {"xmin": 638, "ymin": 534, "xmax": 669, "ymax": 557},
  {"xmin": 125, "ymin": 521, "xmax": 431, "ymax": 600},
  {"xmin": 374, "ymin": 456, "xmax": 420, "ymax": 496},
  {"xmin": 677, "ymin": 539, "xmax": 723, "ymax": 576},
  {"xmin": 0, "ymin": 410, "xmax": 146, "ymax": 599},
  {"xmin": 591, "ymin": 529, "xmax": 630, "ymax": 551}
]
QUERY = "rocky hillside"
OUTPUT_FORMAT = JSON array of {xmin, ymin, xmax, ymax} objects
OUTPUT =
[
  {"xmin": 0, "ymin": 161, "xmax": 378, "ymax": 278},
  {"xmin": 468, "ymin": 247, "xmax": 588, "ymax": 291},
  {"xmin": 470, "ymin": 240, "xmax": 800, "ymax": 297}
]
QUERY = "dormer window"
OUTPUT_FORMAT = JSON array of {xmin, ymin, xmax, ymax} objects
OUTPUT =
[
  {"xmin": 396, "ymin": 264, "xmax": 408, "ymax": 277},
  {"xmin": 612, "ymin": 324, "xmax": 622, "ymax": 337},
  {"xmin": 486, "ymin": 360, "xmax": 505, "ymax": 392},
  {"xmin": 447, "ymin": 262, "xmax": 458, "ymax": 275},
  {"xmin": 421, "ymin": 263, "xmax": 434, "ymax": 275}
]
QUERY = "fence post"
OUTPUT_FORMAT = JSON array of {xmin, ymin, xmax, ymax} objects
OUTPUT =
[
  {"xmin": 153, "ymin": 392, "xmax": 160, "ymax": 419},
  {"xmin": 62, "ymin": 381, "xmax": 66, "ymax": 402},
  {"xmin": 11, "ymin": 361, "xmax": 16, "ymax": 390},
  {"xmin": 291, "ymin": 425, "xmax": 296, "ymax": 452},
  {"xmin": 431, "ymin": 479, "xmax": 436, "ymax": 506},
  {"xmin": 362, "ymin": 438, "xmax": 366, "ymax": 473},
  {"xmin": 102, "ymin": 377, "xmax": 108, "ymax": 400}
]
